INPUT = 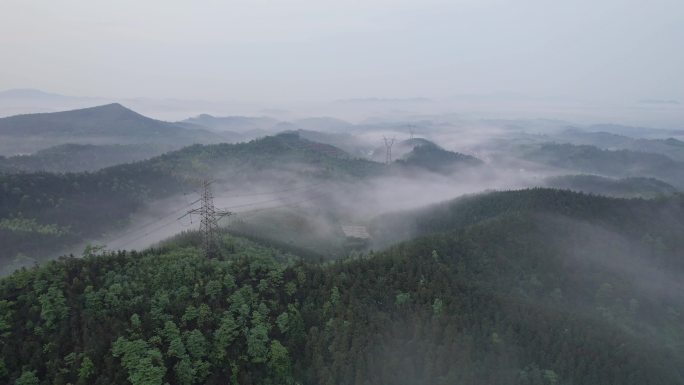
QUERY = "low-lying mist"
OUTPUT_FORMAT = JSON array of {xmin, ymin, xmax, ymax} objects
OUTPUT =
[{"xmin": 90, "ymin": 155, "xmax": 565, "ymax": 257}]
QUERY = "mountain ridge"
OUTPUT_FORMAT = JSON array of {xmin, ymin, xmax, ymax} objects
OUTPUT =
[{"xmin": 0, "ymin": 104, "xmax": 229, "ymax": 155}]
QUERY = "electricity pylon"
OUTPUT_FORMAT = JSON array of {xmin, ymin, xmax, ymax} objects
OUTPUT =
[
  {"xmin": 383, "ymin": 136, "xmax": 395, "ymax": 164},
  {"xmin": 180, "ymin": 179, "xmax": 232, "ymax": 257}
]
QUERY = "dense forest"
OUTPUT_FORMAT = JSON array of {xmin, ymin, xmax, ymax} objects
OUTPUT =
[{"xmin": 1, "ymin": 189, "xmax": 682, "ymax": 385}]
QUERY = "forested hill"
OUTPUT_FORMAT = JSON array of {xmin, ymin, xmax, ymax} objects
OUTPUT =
[
  {"xmin": 142, "ymin": 132, "xmax": 382, "ymax": 179},
  {"xmin": 520, "ymin": 143, "xmax": 684, "ymax": 188},
  {"xmin": 0, "ymin": 104, "xmax": 226, "ymax": 155},
  {"xmin": 557, "ymin": 129, "xmax": 684, "ymax": 162},
  {"xmin": 0, "ymin": 188, "xmax": 682, "ymax": 384},
  {"xmin": 372, "ymin": 188, "xmax": 684, "ymax": 268},
  {"xmin": 543, "ymin": 174, "xmax": 678, "ymax": 198},
  {"xmin": 0, "ymin": 134, "xmax": 383, "ymax": 268},
  {"xmin": 395, "ymin": 141, "xmax": 483, "ymax": 173}
]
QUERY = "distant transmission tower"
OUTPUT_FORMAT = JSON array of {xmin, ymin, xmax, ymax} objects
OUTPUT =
[
  {"xmin": 408, "ymin": 124, "xmax": 415, "ymax": 140},
  {"xmin": 180, "ymin": 179, "xmax": 232, "ymax": 257},
  {"xmin": 383, "ymin": 136, "xmax": 396, "ymax": 164}
]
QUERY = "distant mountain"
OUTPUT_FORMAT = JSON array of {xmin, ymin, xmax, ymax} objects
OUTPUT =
[
  {"xmin": 335, "ymin": 97, "xmax": 432, "ymax": 104},
  {"xmin": 0, "ymin": 88, "xmax": 69, "ymax": 100},
  {"xmin": 181, "ymin": 114, "xmax": 280, "ymax": 135},
  {"xmin": 582, "ymin": 123, "xmax": 684, "ymax": 138},
  {"xmin": 0, "ymin": 104, "xmax": 228, "ymax": 155},
  {"xmin": 639, "ymin": 98, "xmax": 680, "ymax": 105},
  {"xmin": 182, "ymin": 115, "xmax": 356, "ymax": 138},
  {"xmin": 291, "ymin": 117, "xmax": 354, "ymax": 131},
  {"xmin": 557, "ymin": 128, "xmax": 684, "ymax": 162}
]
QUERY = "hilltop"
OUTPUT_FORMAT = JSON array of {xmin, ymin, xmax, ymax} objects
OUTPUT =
[{"xmin": 395, "ymin": 140, "xmax": 483, "ymax": 173}]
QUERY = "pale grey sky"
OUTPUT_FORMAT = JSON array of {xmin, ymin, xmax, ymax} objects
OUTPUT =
[{"xmin": 1, "ymin": 0, "xmax": 683, "ymax": 104}]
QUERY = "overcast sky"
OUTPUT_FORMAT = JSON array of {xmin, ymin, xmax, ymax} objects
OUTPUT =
[{"xmin": 1, "ymin": 0, "xmax": 683, "ymax": 104}]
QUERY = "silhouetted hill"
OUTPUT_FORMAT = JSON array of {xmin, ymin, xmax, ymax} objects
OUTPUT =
[
  {"xmin": 0, "ymin": 88, "xmax": 67, "ymax": 100},
  {"xmin": 584, "ymin": 123, "xmax": 684, "ymax": 138},
  {"xmin": 291, "ymin": 117, "xmax": 353, "ymax": 131},
  {"xmin": 0, "ymin": 104, "xmax": 226, "ymax": 154},
  {"xmin": 181, "ymin": 114, "xmax": 280, "ymax": 136}
]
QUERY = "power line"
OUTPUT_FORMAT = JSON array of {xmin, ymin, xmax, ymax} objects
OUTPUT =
[
  {"xmin": 222, "ymin": 192, "xmax": 316, "ymax": 210},
  {"xmin": 229, "ymin": 191, "xmax": 326, "ymax": 220},
  {"xmin": 102, "ymin": 182, "xmax": 325, "ymax": 255},
  {"xmin": 217, "ymin": 182, "xmax": 324, "ymax": 199},
  {"xmin": 102, "ymin": 197, "xmax": 200, "ymax": 249},
  {"xmin": 110, "ymin": 216, "xmax": 181, "ymax": 250}
]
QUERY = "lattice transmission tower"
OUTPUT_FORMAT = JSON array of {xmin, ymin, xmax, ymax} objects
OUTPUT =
[
  {"xmin": 180, "ymin": 179, "xmax": 232, "ymax": 257},
  {"xmin": 383, "ymin": 136, "xmax": 396, "ymax": 164}
]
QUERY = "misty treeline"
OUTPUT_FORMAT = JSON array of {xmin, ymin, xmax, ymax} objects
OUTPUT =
[
  {"xmin": 0, "ymin": 133, "xmax": 385, "ymax": 268},
  {"xmin": 1, "ymin": 189, "xmax": 682, "ymax": 385},
  {"xmin": 0, "ymin": 132, "xmax": 487, "ymax": 270},
  {"xmin": 520, "ymin": 143, "xmax": 684, "ymax": 188}
]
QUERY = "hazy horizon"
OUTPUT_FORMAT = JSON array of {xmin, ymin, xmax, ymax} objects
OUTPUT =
[{"xmin": 2, "ymin": 1, "xmax": 683, "ymax": 105}]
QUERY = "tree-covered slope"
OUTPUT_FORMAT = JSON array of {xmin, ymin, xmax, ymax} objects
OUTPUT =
[
  {"xmin": 372, "ymin": 188, "xmax": 684, "ymax": 261},
  {"xmin": 543, "ymin": 174, "xmax": 678, "ymax": 198},
  {"xmin": 520, "ymin": 143, "xmax": 684, "ymax": 187},
  {"xmin": 0, "ymin": 134, "xmax": 383, "ymax": 268},
  {"xmin": 395, "ymin": 141, "xmax": 483, "ymax": 173},
  {"xmin": 1, "ymin": 189, "xmax": 683, "ymax": 385},
  {"xmin": 144, "ymin": 132, "xmax": 381, "ymax": 179}
]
